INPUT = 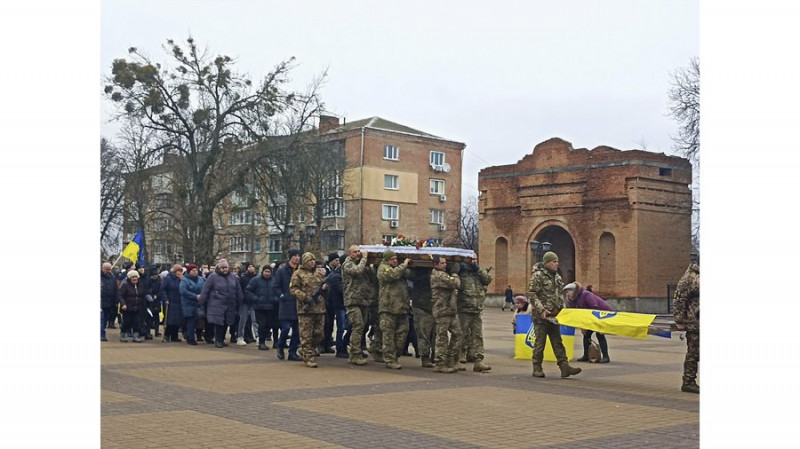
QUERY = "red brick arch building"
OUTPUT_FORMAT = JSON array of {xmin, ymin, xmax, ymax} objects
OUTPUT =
[{"xmin": 478, "ymin": 138, "xmax": 693, "ymax": 312}]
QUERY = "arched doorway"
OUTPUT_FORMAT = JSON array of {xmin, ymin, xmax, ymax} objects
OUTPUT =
[
  {"xmin": 495, "ymin": 237, "xmax": 509, "ymax": 293},
  {"xmin": 532, "ymin": 225, "xmax": 576, "ymax": 284}
]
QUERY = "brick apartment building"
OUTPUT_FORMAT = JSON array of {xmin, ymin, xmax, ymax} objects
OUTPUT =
[
  {"xmin": 121, "ymin": 116, "xmax": 465, "ymax": 268},
  {"xmin": 478, "ymin": 138, "xmax": 692, "ymax": 312}
]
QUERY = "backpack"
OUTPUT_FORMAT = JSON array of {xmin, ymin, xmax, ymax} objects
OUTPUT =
[{"xmin": 587, "ymin": 339, "xmax": 602, "ymax": 363}]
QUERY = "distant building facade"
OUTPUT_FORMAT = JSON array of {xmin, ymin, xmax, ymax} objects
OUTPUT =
[{"xmin": 478, "ymin": 138, "xmax": 692, "ymax": 312}]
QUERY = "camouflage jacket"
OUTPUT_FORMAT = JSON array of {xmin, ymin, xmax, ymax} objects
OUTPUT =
[
  {"xmin": 377, "ymin": 261, "xmax": 410, "ymax": 315},
  {"xmin": 457, "ymin": 267, "xmax": 492, "ymax": 314},
  {"xmin": 673, "ymin": 262, "xmax": 699, "ymax": 331},
  {"xmin": 289, "ymin": 265, "xmax": 326, "ymax": 315},
  {"xmin": 408, "ymin": 268, "xmax": 432, "ymax": 312},
  {"xmin": 365, "ymin": 264, "xmax": 379, "ymax": 308},
  {"xmin": 342, "ymin": 256, "xmax": 371, "ymax": 307},
  {"xmin": 430, "ymin": 267, "xmax": 461, "ymax": 319},
  {"xmin": 527, "ymin": 263, "xmax": 565, "ymax": 322}
]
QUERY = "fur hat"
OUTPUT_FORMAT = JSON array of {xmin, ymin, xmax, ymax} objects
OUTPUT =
[
  {"xmin": 127, "ymin": 270, "xmax": 140, "ymax": 279},
  {"xmin": 542, "ymin": 251, "xmax": 559, "ymax": 264},
  {"xmin": 186, "ymin": 264, "xmax": 198, "ymax": 272},
  {"xmin": 217, "ymin": 259, "xmax": 229, "ymax": 268},
  {"xmin": 301, "ymin": 252, "xmax": 316, "ymax": 265},
  {"xmin": 383, "ymin": 249, "xmax": 396, "ymax": 261},
  {"xmin": 327, "ymin": 252, "xmax": 340, "ymax": 264}
]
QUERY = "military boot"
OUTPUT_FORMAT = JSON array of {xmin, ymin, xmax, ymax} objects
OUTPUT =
[
  {"xmin": 349, "ymin": 355, "xmax": 367, "ymax": 366},
  {"xmin": 559, "ymin": 361, "xmax": 582, "ymax": 378},
  {"xmin": 681, "ymin": 378, "xmax": 700, "ymax": 394},
  {"xmin": 473, "ymin": 359, "xmax": 492, "ymax": 372},
  {"xmin": 304, "ymin": 358, "xmax": 318, "ymax": 368},
  {"xmin": 421, "ymin": 356, "xmax": 434, "ymax": 368},
  {"xmin": 385, "ymin": 361, "xmax": 402, "ymax": 370},
  {"xmin": 532, "ymin": 362, "xmax": 545, "ymax": 378},
  {"xmin": 434, "ymin": 359, "xmax": 455, "ymax": 373},
  {"xmin": 373, "ymin": 352, "xmax": 386, "ymax": 363}
]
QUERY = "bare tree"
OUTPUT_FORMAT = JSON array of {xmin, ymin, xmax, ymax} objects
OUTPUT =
[
  {"xmin": 668, "ymin": 57, "xmax": 700, "ymax": 249},
  {"xmin": 445, "ymin": 195, "xmax": 478, "ymax": 251},
  {"xmin": 104, "ymin": 36, "xmax": 323, "ymax": 264},
  {"xmin": 100, "ymin": 137, "xmax": 124, "ymax": 260}
]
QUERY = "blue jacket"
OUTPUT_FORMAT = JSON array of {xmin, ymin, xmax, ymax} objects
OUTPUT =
[
  {"xmin": 180, "ymin": 274, "xmax": 205, "ymax": 318},
  {"xmin": 325, "ymin": 267, "xmax": 344, "ymax": 310},
  {"xmin": 245, "ymin": 275, "xmax": 278, "ymax": 311},
  {"xmin": 159, "ymin": 272, "xmax": 184, "ymax": 326},
  {"xmin": 273, "ymin": 263, "xmax": 298, "ymax": 321}
]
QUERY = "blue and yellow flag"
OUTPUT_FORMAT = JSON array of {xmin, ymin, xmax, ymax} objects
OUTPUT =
[
  {"xmin": 514, "ymin": 314, "xmax": 575, "ymax": 361},
  {"xmin": 555, "ymin": 309, "xmax": 656, "ymax": 340},
  {"xmin": 121, "ymin": 229, "xmax": 146, "ymax": 266}
]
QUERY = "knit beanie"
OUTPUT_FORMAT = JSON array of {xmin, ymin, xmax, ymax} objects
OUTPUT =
[
  {"xmin": 301, "ymin": 252, "xmax": 316, "ymax": 265},
  {"xmin": 327, "ymin": 252, "xmax": 340, "ymax": 264},
  {"xmin": 542, "ymin": 251, "xmax": 558, "ymax": 264},
  {"xmin": 217, "ymin": 259, "xmax": 229, "ymax": 268},
  {"xmin": 383, "ymin": 249, "xmax": 396, "ymax": 261},
  {"xmin": 127, "ymin": 270, "xmax": 140, "ymax": 279},
  {"xmin": 287, "ymin": 248, "xmax": 302, "ymax": 259}
]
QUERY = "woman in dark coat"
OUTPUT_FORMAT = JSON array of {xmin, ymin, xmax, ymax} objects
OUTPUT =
[
  {"xmin": 199, "ymin": 259, "xmax": 242, "ymax": 348},
  {"xmin": 180, "ymin": 264, "xmax": 205, "ymax": 345},
  {"xmin": 119, "ymin": 270, "xmax": 148, "ymax": 342},
  {"xmin": 245, "ymin": 266, "xmax": 279, "ymax": 350},
  {"xmin": 159, "ymin": 264, "xmax": 184, "ymax": 342}
]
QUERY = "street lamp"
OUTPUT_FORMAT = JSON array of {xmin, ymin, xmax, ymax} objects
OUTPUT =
[{"xmin": 529, "ymin": 240, "xmax": 552, "ymax": 262}]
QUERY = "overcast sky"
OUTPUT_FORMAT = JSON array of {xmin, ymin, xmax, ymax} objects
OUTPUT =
[{"xmin": 101, "ymin": 0, "xmax": 698, "ymax": 197}]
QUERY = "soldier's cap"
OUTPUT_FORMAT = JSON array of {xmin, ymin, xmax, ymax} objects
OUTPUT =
[
  {"xmin": 542, "ymin": 251, "xmax": 558, "ymax": 264},
  {"xmin": 383, "ymin": 249, "xmax": 396, "ymax": 261}
]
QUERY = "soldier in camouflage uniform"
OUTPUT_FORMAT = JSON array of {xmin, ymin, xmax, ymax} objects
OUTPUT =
[
  {"xmin": 457, "ymin": 257, "xmax": 493, "ymax": 372},
  {"xmin": 430, "ymin": 256, "xmax": 462, "ymax": 373},
  {"xmin": 342, "ymin": 245, "xmax": 370, "ymax": 366},
  {"xmin": 289, "ymin": 252, "xmax": 326, "ymax": 368},
  {"xmin": 673, "ymin": 258, "xmax": 700, "ymax": 394},
  {"xmin": 409, "ymin": 267, "xmax": 436, "ymax": 368},
  {"xmin": 528, "ymin": 251, "xmax": 582, "ymax": 378},
  {"xmin": 377, "ymin": 249, "xmax": 411, "ymax": 369},
  {"xmin": 365, "ymin": 263, "xmax": 383, "ymax": 362}
]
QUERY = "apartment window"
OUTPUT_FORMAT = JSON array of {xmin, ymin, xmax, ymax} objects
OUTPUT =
[
  {"xmin": 322, "ymin": 230, "xmax": 345, "ymax": 250},
  {"xmin": 152, "ymin": 216, "xmax": 174, "ymax": 232},
  {"xmin": 430, "ymin": 209, "xmax": 445, "ymax": 225},
  {"xmin": 384, "ymin": 174, "xmax": 399, "ymax": 190},
  {"xmin": 384, "ymin": 144, "xmax": 399, "ymax": 160},
  {"xmin": 430, "ymin": 151, "xmax": 445, "ymax": 167},
  {"xmin": 382, "ymin": 234, "xmax": 396, "ymax": 244},
  {"xmin": 430, "ymin": 179, "xmax": 445, "ymax": 195},
  {"xmin": 382, "ymin": 204, "xmax": 399, "ymax": 220},
  {"xmin": 229, "ymin": 209, "xmax": 254, "ymax": 225},
  {"xmin": 229, "ymin": 236, "xmax": 256, "ymax": 253},
  {"xmin": 322, "ymin": 198, "xmax": 345, "ymax": 218},
  {"xmin": 268, "ymin": 235, "xmax": 282, "ymax": 253}
]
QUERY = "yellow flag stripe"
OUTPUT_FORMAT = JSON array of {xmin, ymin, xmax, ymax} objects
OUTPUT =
[{"xmin": 556, "ymin": 309, "xmax": 656, "ymax": 340}]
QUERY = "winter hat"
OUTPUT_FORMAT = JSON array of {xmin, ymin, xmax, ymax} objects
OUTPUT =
[
  {"xmin": 217, "ymin": 259, "xmax": 229, "ymax": 268},
  {"xmin": 383, "ymin": 249, "xmax": 396, "ymax": 261},
  {"xmin": 127, "ymin": 270, "xmax": 140, "ymax": 279},
  {"xmin": 563, "ymin": 283, "xmax": 577, "ymax": 292},
  {"xmin": 301, "ymin": 252, "xmax": 316, "ymax": 265},
  {"xmin": 287, "ymin": 248, "xmax": 302, "ymax": 259},
  {"xmin": 186, "ymin": 264, "xmax": 198, "ymax": 272},
  {"xmin": 514, "ymin": 295, "xmax": 528, "ymax": 304},
  {"xmin": 542, "ymin": 251, "xmax": 559, "ymax": 265},
  {"xmin": 159, "ymin": 270, "xmax": 169, "ymax": 279},
  {"xmin": 327, "ymin": 252, "xmax": 340, "ymax": 264}
]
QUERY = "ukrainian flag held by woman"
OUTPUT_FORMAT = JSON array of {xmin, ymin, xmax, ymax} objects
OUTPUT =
[{"xmin": 121, "ymin": 230, "xmax": 146, "ymax": 266}]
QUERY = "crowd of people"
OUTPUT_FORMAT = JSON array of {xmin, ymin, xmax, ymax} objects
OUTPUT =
[{"xmin": 101, "ymin": 246, "xmax": 699, "ymax": 391}]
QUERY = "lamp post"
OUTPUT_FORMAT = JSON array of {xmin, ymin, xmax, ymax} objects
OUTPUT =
[{"xmin": 529, "ymin": 240, "xmax": 553, "ymax": 263}]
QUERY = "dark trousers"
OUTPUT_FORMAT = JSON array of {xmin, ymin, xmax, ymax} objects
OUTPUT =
[
  {"xmin": 405, "ymin": 312, "xmax": 418, "ymax": 355},
  {"xmin": 322, "ymin": 307, "xmax": 336, "ymax": 350},
  {"xmin": 203, "ymin": 321, "xmax": 215, "ymax": 343},
  {"xmin": 583, "ymin": 330, "xmax": 609, "ymax": 357},
  {"xmin": 165, "ymin": 324, "xmax": 180, "ymax": 341},
  {"xmin": 101, "ymin": 310, "xmax": 106, "ymax": 339},
  {"xmin": 102, "ymin": 306, "xmax": 116, "ymax": 327},
  {"xmin": 278, "ymin": 319, "xmax": 300, "ymax": 354},
  {"xmin": 332, "ymin": 308, "xmax": 350, "ymax": 353},
  {"xmin": 184, "ymin": 316, "xmax": 197, "ymax": 343},
  {"xmin": 215, "ymin": 324, "xmax": 227, "ymax": 344},
  {"xmin": 121, "ymin": 309, "xmax": 143, "ymax": 336},
  {"xmin": 255, "ymin": 309, "xmax": 279, "ymax": 344}
]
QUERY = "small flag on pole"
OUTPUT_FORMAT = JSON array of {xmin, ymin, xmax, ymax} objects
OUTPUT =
[{"xmin": 121, "ymin": 229, "xmax": 146, "ymax": 266}]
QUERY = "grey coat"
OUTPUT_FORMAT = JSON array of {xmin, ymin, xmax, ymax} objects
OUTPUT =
[{"xmin": 199, "ymin": 268, "xmax": 242, "ymax": 326}]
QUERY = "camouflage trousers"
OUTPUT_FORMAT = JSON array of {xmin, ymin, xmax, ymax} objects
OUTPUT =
[
  {"xmin": 683, "ymin": 330, "xmax": 699, "ymax": 383},
  {"xmin": 434, "ymin": 314, "xmax": 462, "ymax": 366},
  {"xmin": 380, "ymin": 312, "xmax": 409, "ymax": 364},
  {"xmin": 367, "ymin": 306, "xmax": 383, "ymax": 356},
  {"xmin": 458, "ymin": 312, "xmax": 484, "ymax": 361},
  {"xmin": 532, "ymin": 319, "xmax": 568, "ymax": 364},
  {"xmin": 346, "ymin": 305, "xmax": 368, "ymax": 357},
  {"xmin": 298, "ymin": 313, "xmax": 325, "ymax": 362},
  {"xmin": 413, "ymin": 307, "xmax": 435, "ymax": 360}
]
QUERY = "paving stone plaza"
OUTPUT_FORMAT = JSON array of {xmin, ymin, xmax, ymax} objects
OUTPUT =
[{"xmin": 101, "ymin": 308, "xmax": 699, "ymax": 448}]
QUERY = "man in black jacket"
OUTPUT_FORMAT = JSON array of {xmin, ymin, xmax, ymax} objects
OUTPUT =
[
  {"xmin": 273, "ymin": 250, "xmax": 302, "ymax": 361},
  {"xmin": 245, "ymin": 266, "xmax": 279, "ymax": 351}
]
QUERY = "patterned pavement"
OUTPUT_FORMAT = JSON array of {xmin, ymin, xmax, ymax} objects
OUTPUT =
[{"xmin": 101, "ymin": 308, "xmax": 699, "ymax": 448}]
